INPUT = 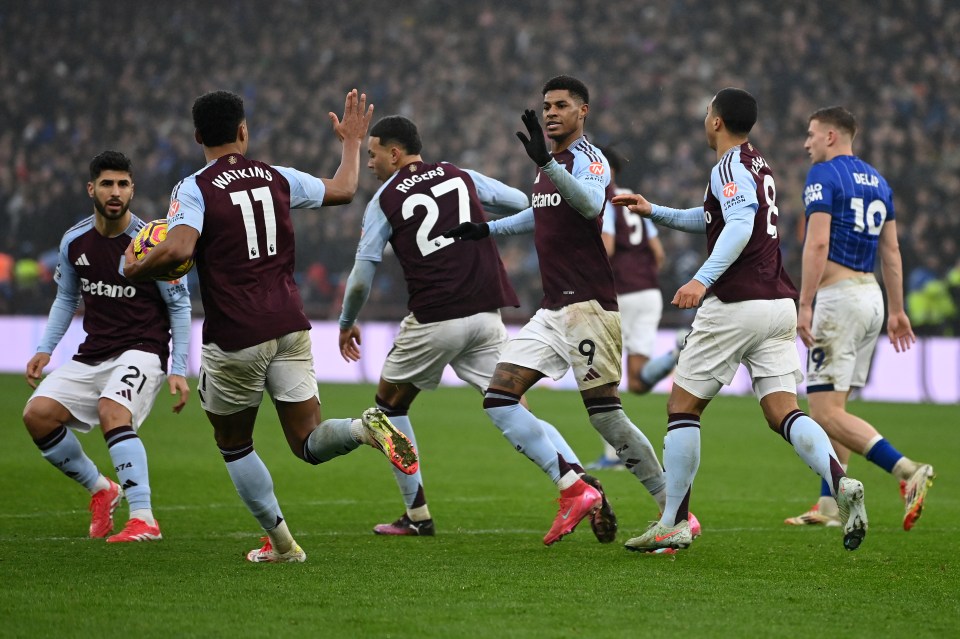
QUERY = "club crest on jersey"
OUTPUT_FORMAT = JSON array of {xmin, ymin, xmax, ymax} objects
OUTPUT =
[
  {"xmin": 722, "ymin": 182, "xmax": 738, "ymax": 198},
  {"xmin": 589, "ymin": 162, "xmax": 605, "ymax": 176},
  {"xmin": 228, "ymin": 155, "xmax": 237, "ymax": 165}
]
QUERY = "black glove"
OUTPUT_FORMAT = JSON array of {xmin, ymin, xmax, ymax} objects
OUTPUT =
[
  {"xmin": 442, "ymin": 222, "xmax": 489, "ymax": 241},
  {"xmin": 516, "ymin": 109, "xmax": 552, "ymax": 167}
]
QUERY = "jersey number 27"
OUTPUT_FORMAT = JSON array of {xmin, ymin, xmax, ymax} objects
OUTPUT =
[{"xmin": 402, "ymin": 177, "xmax": 471, "ymax": 257}]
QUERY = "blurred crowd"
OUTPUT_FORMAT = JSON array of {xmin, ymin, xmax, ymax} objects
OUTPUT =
[{"xmin": 2, "ymin": 0, "xmax": 959, "ymax": 333}]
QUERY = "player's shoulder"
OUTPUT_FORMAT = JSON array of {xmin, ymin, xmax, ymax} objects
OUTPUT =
[
  {"xmin": 805, "ymin": 157, "xmax": 845, "ymax": 186},
  {"xmin": 61, "ymin": 216, "xmax": 95, "ymax": 245},
  {"xmin": 571, "ymin": 136, "xmax": 605, "ymax": 165},
  {"xmin": 711, "ymin": 146, "xmax": 742, "ymax": 182},
  {"xmin": 569, "ymin": 137, "xmax": 609, "ymax": 182},
  {"xmin": 171, "ymin": 170, "xmax": 201, "ymax": 199}
]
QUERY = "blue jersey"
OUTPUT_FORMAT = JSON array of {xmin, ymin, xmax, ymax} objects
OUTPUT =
[{"xmin": 802, "ymin": 155, "xmax": 895, "ymax": 273}]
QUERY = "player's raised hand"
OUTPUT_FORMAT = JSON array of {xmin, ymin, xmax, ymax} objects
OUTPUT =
[
  {"xmin": 516, "ymin": 109, "xmax": 552, "ymax": 167},
  {"xmin": 25, "ymin": 352, "xmax": 50, "ymax": 389},
  {"xmin": 168, "ymin": 374, "xmax": 190, "ymax": 413},
  {"xmin": 611, "ymin": 192, "xmax": 654, "ymax": 217},
  {"xmin": 672, "ymin": 279, "xmax": 707, "ymax": 309},
  {"xmin": 329, "ymin": 89, "xmax": 374, "ymax": 143},
  {"xmin": 887, "ymin": 310, "xmax": 916, "ymax": 353},
  {"xmin": 339, "ymin": 326, "xmax": 362, "ymax": 362},
  {"xmin": 442, "ymin": 222, "xmax": 490, "ymax": 241}
]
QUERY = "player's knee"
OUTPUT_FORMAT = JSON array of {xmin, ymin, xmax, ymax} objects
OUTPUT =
[
  {"xmin": 764, "ymin": 415, "xmax": 782, "ymax": 433},
  {"xmin": 22, "ymin": 401, "xmax": 58, "ymax": 439},
  {"xmin": 214, "ymin": 429, "xmax": 253, "ymax": 453}
]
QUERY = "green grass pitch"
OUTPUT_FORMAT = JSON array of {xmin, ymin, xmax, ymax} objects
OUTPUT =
[{"xmin": 1, "ymin": 374, "xmax": 956, "ymax": 638}]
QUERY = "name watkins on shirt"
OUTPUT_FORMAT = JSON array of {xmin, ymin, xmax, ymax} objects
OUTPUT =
[{"xmin": 211, "ymin": 166, "xmax": 275, "ymax": 190}]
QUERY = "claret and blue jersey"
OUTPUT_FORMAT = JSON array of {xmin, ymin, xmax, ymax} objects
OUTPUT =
[{"xmin": 803, "ymin": 155, "xmax": 895, "ymax": 273}]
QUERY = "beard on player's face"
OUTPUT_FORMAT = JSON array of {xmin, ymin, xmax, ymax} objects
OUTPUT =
[{"xmin": 93, "ymin": 194, "xmax": 130, "ymax": 220}]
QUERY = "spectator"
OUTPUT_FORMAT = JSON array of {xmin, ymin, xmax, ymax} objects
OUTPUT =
[{"xmin": 2, "ymin": 1, "xmax": 960, "ymax": 331}]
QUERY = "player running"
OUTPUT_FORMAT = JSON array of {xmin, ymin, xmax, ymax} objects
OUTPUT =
[
  {"xmin": 337, "ymin": 115, "xmax": 615, "ymax": 540},
  {"xmin": 615, "ymin": 88, "xmax": 867, "ymax": 553},
  {"xmin": 785, "ymin": 106, "xmax": 933, "ymax": 531},
  {"xmin": 445, "ymin": 75, "xmax": 685, "ymax": 545}
]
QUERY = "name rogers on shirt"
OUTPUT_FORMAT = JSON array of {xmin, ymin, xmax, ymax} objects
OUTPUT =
[
  {"xmin": 81, "ymin": 278, "xmax": 137, "ymax": 298},
  {"xmin": 395, "ymin": 167, "xmax": 446, "ymax": 193}
]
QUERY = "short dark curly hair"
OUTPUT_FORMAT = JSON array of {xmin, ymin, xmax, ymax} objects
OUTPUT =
[
  {"xmin": 711, "ymin": 88, "xmax": 758, "ymax": 136},
  {"xmin": 192, "ymin": 90, "xmax": 245, "ymax": 147},
  {"xmin": 542, "ymin": 75, "xmax": 590, "ymax": 105},
  {"xmin": 370, "ymin": 115, "xmax": 423, "ymax": 155}
]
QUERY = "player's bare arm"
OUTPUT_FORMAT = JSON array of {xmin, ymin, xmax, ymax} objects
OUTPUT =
[
  {"xmin": 878, "ymin": 219, "xmax": 916, "ymax": 353},
  {"xmin": 611, "ymin": 192, "xmax": 653, "ymax": 217},
  {"xmin": 798, "ymin": 212, "xmax": 831, "ymax": 347},
  {"xmin": 25, "ymin": 352, "xmax": 51, "ymax": 389},
  {"xmin": 323, "ymin": 89, "xmax": 374, "ymax": 205},
  {"xmin": 124, "ymin": 225, "xmax": 199, "ymax": 282},
  {"xmin": 168, "ymin": 374, "xmax": 190, "ymax": 413}
]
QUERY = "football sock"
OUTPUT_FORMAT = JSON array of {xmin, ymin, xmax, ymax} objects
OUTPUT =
[
  {"xmin": 376, "ymin": 408, "xmax": 424, "ymax": 510},
  {"xmin": 538, "ymin": 418, "xmax": 582, "ymax": 467},
  {"xmin": 220, "ymin": 443, "xmax": 284, "ymax": 532},
  {"xmin": 891, "ymin": 456, "xmax": 921, "ymax": 482},
  {"xmin": 818, "ymin": 462, "xmax": 847, "ymax": 500},
  {"xmin": 303, "ymin": 418, "xmax": 360, "ymax": 463},
  {"xmin": 557, "ymin": 469, "xmax": 581, "ymax": 491},
  {"xmin": 601, "ymin": 440, "xmax": 619, "ymax": 462},
  {"xmin": 662, "ymin": 414, "xmax": 701, "ymax": 525},
  {"xmin": 780, "ymin": 411, "xmax": 844, "ymax": 494},
  {"xmin": 34, "ymin": 425, "xmax": 102, "ymax": 492},
  {"xmin": 483, "ymin": 390, "xmax": 562, "ymax": 482},
  {"xmin": 104, "ymin": 426, "xmax": 152, "ymax": 517},
  {"xmin": 863, "ymin": 435, "xmax": 906, "ymax": 474},
  {"xmin": 266, "ymin": 519, "xmax": 295, "ymax": 555},
  {"xmin": 407, "ymin": 485, "xmax": 431, "ymax": 522},
  {"xmin": 585, "ymin": 398, "xmax": 665, "ymax": 496},
  {"xmin": 639, "ymin": 350, "xmax": 679, "ymax": 388}
]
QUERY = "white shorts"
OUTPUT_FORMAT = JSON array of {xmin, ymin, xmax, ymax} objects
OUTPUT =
[
  {"xmin": 499, "ymin": 300, "xmax": 622, "ymax": 391},
  {"xmin": 382, "ymin": 311, "xmax": 507, "ymax": 392},
  {"xmin": 28, "ymin": 349, "xmax": 165, "ymax": 433},
  {"xmin": 199, "ymin": 330, "xmax": 319, "ymax": 416},
  {"xmin": 618, "ymin": 288, "xmax": 663, "ymax": 357},
  {"xmin": 674, "ymin": 295, "xmax": 803, "ymax": 399},
  {"xmin": 807, "ymin": 276, "xmax": 883, "ymax": 393}
]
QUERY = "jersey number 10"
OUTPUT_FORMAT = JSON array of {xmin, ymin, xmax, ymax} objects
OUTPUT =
[{"xmin": 850, "ymin": 197, "xmax": 887, "ymax": 235}]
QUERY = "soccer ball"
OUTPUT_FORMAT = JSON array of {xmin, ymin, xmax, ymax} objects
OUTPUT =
[{"xmin": 132, "ymin": 219, "xmax": 194, "ymax": 281}]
